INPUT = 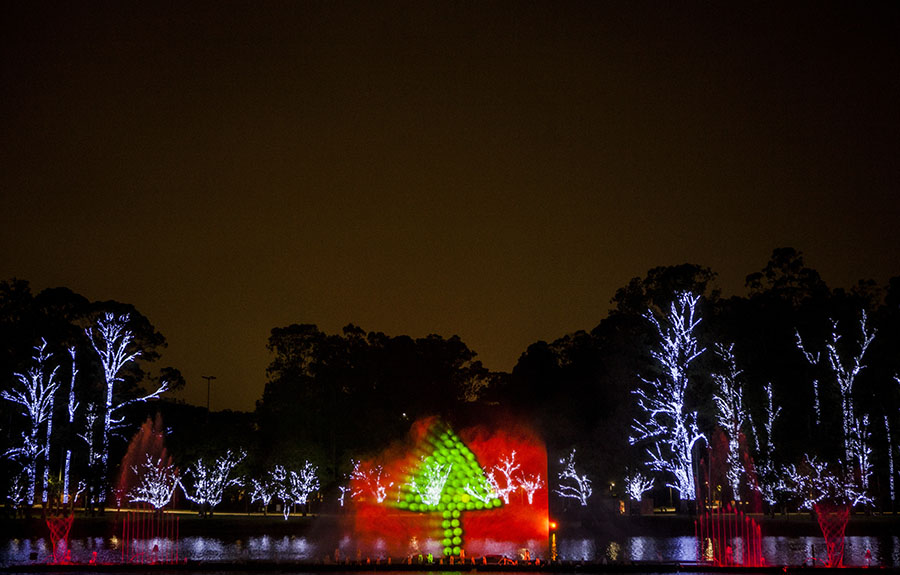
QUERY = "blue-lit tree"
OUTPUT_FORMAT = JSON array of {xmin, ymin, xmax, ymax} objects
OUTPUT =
[
  {"xmin": 631, "ymin": 291, "xmax": 706, "ymax": 503},
  {"xmin": 2, "ymin": 339, "xmax": 60, "ymax": 507},
  {"xmin": 712, "ymin": 343, "xmax": 749, "ymax": 502}
]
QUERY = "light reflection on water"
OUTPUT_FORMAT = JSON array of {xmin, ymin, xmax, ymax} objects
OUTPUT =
[{"xmin": 2, "ymin": 534, "xmax": 899, "ymax": 567}]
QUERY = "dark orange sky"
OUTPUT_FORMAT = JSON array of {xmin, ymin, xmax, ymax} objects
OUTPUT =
[{"xmin": 2, "ymin": 2, "xmax": 898, "ymax": 411}]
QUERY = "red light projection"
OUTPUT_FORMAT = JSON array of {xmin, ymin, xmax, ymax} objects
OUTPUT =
[{"xmin": 346, "ymin": 416, "xmax": 549, "ymax": 560}]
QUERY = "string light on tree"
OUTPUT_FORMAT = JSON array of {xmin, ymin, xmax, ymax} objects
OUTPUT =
[
  {"xmin": 796, "ymin": 310, "xmax": 876, "ymax": 505},
  {"xmin": 487, "ymin": 451, "xmax": 520, "ymax": 504},
  {"xmin": 1, "ymin": 339, "xmax": 60, "ymax": 506},
  {"xmin": 349, "ymin": 460, "xmax": 393, "ymax": 503},
  {"xmin": 62, "ymin": 347, "xmax": 78, "ymax": 505},
  {"xmin": 555, "ymin": 449, "xmax": 592, "ymax": 506},
  {"xmin": 517, "ymin": 473, "xmax": 544, "ymax": 504},
  {"xmin": 624, "ymin": 471, "xmax": 654, "ymax": 502},
  {"xmin": 127, "ymin": 454, "xmax": 180, "ymax": 509},
  {"xmin": 182, "ymin": 449, "xmax": 246, "ymax": 514},
  {"xmin": 712, "ymin": 343, "xmax": 749, "ymax": 502},
  {"xmin": 631, "ymin": 292, "xmax": 706, "ymax": 503}
]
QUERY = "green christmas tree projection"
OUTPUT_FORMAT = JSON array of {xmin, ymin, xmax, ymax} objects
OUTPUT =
[{"xmin": 393, "ymin": 420, "xmax": 502, "ymax": 557}]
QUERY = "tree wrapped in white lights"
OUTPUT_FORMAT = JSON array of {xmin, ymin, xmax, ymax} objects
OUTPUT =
[
  {"xmin": 128, "ymin": 454, "xmax": 180, "ymax": 509},
  {"xmin": 182, "ymin": 449, "xmax": 246, "ymax": 515},
  {"xmin": 270, "ymin": 462, "xmax": 319, "ymax": 520},
  {"xmin": 517, "ymin": 473, "xmax": 544, "ymax": 504},
  {"xmin": 779, "ymin": 453, "xmax": 871, "ymax": 510},
  {"xmin": 250, "ymin": 477, "xmax": 276, "ymax": 515},
  {"xmin": 349, "ymin": 460, "xmax": 393, "ymax": 503},
  {"xmin": 86, "ymin": 313, "xmax": 170, "ymax": 469},
  {"xmin": 712, "ymin": 343, "xmax": 749, "ymax": 502},
  {"xmin": 410, "ymin": 458, "xmax": 452, "ymax": 507},
  {"xmin": 555, "ymin": 449, "xmax": 592, "ymax": 506},
  {"xmin": 62, "ymin": 347, "xmax": 78, "ymax": 505},
  {"xmin": 487, "ymin": 451, "xmax": 521, "ymax": 504},
  {"xmin": 7, "ymin": 468, "xmax": 28, "ymax": 511},
  {"xmin": 750, "ymin": 382, "xmax": 782, "ymax": 505},
  {"xmin": 624, "ymin": 471, "xmax": 654, "ymax": 502},
  {"xmin": 2, "ymin": 339, "xmax": 60, "ymax": 507},
  {"xmin": 463, "ymin": 470, "xmax": 498, "ymax": 504},
  {"xmin": 796, "ymin": 311, "xmax": 876, "ymax": 504},
  {"xmin": 886, "ymin": 414, "xmax": 895, "ymax": 504},
  {"xmin": 631, "ymin": 291, "xmax": 706, "ymax": 503}
]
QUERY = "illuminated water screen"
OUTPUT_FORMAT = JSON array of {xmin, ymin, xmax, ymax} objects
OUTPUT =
[{"xmin": 345, "ymin": 416, "xmax": 549, "ymax": 559}]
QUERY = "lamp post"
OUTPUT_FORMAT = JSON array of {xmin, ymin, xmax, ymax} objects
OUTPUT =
[{"xmin": 202, "ymin": 375, "xmax": 216, "ymax": 421}]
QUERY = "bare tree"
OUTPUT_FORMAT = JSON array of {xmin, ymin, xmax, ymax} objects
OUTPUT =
[
  {"xmin": 631, "ymin": 292, "xmax": 706, "ymax": 503},
  {"xmin": 86, "ymin": 313, "xmax": 169, "ymax": 488},
  {"xmin": 712, "ymin": 343, "xmax": 749, "ymax": 501},
  {"xmin": 796, "ymin": 310, "xmax": 876, "ymax": 503},
  {"xmin": 2, "ymin": 339, "xmax": 60, "ymax": 506}
]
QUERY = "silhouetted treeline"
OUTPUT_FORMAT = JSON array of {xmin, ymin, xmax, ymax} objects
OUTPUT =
[{"xmin": 2, "ymin": 247, "xmax": 900, "ymax": 510}]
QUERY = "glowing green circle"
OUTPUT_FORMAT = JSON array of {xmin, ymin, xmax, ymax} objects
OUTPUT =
[
  {"xmin": 450, "ymin": 518, "xmax": 460, "ymax": 527},
  {"xmin": 409, "ymin": 502, "xmax": 419, "ymax": 511},
  {"xmin": 444, "ymin": 528, "xmax": 453, "ymax": 538},
  {"xmin": 452, "ymin": 509, "xmax": 460, "ymax": 518},
  {"xmin": 465, "ymin": 502, "xmax": 475, "ymax": 510},
  {"xmin": 442, "ymin": 520, "xmax": 451, "ymax": 529},
  {"xmin": 453, "ymin": 527, "xmax": 462, "ymax": 536},
  {"xmin": 443, "ymin": 547, "xmax": 452, "ymax": 556},
  {"xmin": 442, "ymin": 510, "xmax": 451, "ymax": 519}
]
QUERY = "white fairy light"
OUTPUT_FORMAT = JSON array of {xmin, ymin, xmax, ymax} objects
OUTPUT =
[
  {"xmin": 555, "ymin": 449, "xmax": 592, "ymax": 506},
  {"xmin": 630, "ymin": 292, "xmax": 706, "ymax": 502},
  {"xmin": 127, "ymin": 454, "xmax": 180, "ymax": 509},
  {"xmin": 182, "ymin": 449, "xmax": 246, "ymax": 513}
]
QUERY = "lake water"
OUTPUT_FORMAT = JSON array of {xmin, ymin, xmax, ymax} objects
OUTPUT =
[{"xmin": 2, "ymin": 534, "xmax": 899, "ymax": 568}]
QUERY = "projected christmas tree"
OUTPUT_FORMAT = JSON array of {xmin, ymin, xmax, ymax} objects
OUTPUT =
[{"xmin": 393, "ymin": 420, "xmax": 502, "ymax": 557}]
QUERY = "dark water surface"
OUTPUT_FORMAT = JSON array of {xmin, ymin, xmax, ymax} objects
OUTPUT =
[{"xmin": 2, "ymin": 534, "xmax": 899, "ymax": 568}]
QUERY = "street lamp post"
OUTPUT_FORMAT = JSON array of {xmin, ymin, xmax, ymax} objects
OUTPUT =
[{"xmin": 202, "ymin": 375, "xmax": 216, "ymax": 421}]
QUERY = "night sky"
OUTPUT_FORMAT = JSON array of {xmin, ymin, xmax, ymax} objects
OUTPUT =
[{"xmin": 2, "ymin": 2, "xmax": 898, "ymax": 412}]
